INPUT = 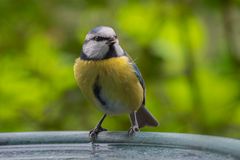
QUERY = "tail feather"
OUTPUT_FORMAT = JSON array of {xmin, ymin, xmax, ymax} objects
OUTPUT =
[{"xmin": 136, "ymin": 106, "xmax": 159, "ymax": 128}]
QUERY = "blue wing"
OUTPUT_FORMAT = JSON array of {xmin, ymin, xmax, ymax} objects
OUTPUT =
[
  {"xmin": 132, "ymin": 62, "xmax": 145, "ymax": 90},
  {"xmin": 124, "ymin": 52, "xmax": 146, "ymax": 105}
]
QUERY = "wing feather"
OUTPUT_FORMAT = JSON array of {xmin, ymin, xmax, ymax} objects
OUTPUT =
[{"xmin": 124, "ymin": 52, "xmax": 146, "ymax": 105}]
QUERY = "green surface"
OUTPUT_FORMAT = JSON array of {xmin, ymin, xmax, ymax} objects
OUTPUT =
[{"xmin": 0, "ymin": 132, "xmax": 239, "ymax": 159}]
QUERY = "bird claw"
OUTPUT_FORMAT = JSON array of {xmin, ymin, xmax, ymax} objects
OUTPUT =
[
  {"xmin": 128, "ymin": 125, "xmax": 139, "ymax": 136},
  {"xmin": 89, "ymin": 126, "xmax": 107, "ymax": 140}
]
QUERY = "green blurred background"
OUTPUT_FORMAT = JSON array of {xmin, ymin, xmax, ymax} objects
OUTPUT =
[{"xmin": 0, "ymin": 0, "xmax": 240, "ymax": 138}]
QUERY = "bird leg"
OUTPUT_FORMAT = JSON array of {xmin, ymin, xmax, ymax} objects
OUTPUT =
[
  {"xmin": 128, "ymin": 111, "xmax": 139, "ymax": 136},
  {"xmin": 89, "ymin": 114, "xmax": 107, "ymax": 140}
]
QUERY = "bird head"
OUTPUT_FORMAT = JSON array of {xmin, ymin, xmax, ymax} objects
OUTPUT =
[{"xmin": 82, "ymin": 26, "xmax": 119, "ymax": 60}]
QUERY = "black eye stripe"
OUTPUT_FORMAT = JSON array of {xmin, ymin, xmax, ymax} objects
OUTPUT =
[
  {"xmin": 84, "ymin": 35, "xmax": 117, "ymax": 43},
  {"xmin": 92, "ymin": 36, "xmax": 109, "ymax": 41}
]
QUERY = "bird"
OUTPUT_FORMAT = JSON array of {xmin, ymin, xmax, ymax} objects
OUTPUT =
[{"xmin": 74, "ymin": 26, "xmax": 158, "ymax": 139}]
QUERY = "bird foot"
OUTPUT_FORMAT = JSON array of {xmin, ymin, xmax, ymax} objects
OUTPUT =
[
  {"xmin": 128, "ymin": 125, "xmax": 139, "ymax": 136},
  {"xmin": 89, "ymin": 126, "xmax": 107, "ymax": 140}
]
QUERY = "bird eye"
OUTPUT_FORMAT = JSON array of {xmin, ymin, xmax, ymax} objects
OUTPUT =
[{"xmin": 94, "ymin": 36, "xmax": 104, "ymax": 41}]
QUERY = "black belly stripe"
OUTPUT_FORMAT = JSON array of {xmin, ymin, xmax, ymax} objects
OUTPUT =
[{"xmin": 93, "ymin": 76, "xmax": 107, "ymax": 106}]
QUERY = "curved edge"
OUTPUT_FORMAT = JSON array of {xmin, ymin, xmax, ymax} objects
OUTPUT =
[
  {"xmin": 0, "ymin": 131, "xmax": 239, "ymax": 158},
  {"xmin": 0, "ymin": 131, "xmax": 90, "ymax": 145},
  {"xmin": 97, "ymin": 132, "xmax": 240, "ymax": 158}
]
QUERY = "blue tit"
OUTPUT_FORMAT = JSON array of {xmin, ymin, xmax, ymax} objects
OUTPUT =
[{"xmin": 74, "ymin": 26, "xmax": 158, "ymax": 139}]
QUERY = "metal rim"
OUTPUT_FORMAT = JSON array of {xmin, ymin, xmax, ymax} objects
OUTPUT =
[{"xmin": 0, "ymin": 131, "xmax": 239, "ymax": 158}]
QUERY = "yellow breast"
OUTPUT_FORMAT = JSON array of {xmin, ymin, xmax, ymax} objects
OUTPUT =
[{"xmin": 73, "ymin": 56, "xmax": 143, "ymax": 114}]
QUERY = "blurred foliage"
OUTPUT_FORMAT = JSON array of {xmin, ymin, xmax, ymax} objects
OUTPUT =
[{"xmin": 0, "ymin": 0, "xmax": 240, "ymax": 138}]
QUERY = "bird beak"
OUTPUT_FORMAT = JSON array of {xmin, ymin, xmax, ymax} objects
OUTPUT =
[{"xmin": 106, "ymin": 36, "xmax": 117, "ymax": 45}]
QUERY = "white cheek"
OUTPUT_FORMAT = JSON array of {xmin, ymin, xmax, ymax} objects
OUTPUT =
[
  {"xmin": 99, "ymin": 44, "xmax": 109, "ymax": 55},
  {"xmin": 83, "ymin": 41, "xmax": 109, "ymax": 59}
]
